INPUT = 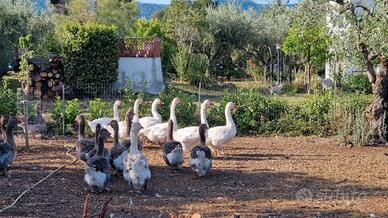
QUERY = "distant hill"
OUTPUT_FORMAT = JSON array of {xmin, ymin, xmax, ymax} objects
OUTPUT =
[
  {"xmin": 32, "ymin": 0, "xmax": 290, "ymax": 20},
  {"xmin": 138, "ymin": 0, "xmax": 290, "ymax": 20},
  {"xmin": 138, "ymin": 3, "xmax": 168, "ymax": 19}
]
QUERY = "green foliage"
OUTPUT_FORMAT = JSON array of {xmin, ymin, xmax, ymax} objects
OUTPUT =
[
  {"xmin": 158, "ymin": 87, "xmax": 198, "ymax": 127},
  {"xmin": 205, "ymin": 4, "xmax": 256, "ymax": 76},
  {"xmin": 0, "ymin": 80, "xmax": 20, "ymax": 116},
  {"xmin": 53, "ymin": 0, "xmax": 137, "ymax": 38},
  {"xmin": 52, "ymin": 97, "xmax": 80, "ymax": 135},
  {"xmin": 282, "ymin": 82, "xmax": 305, "ymax": 95},
  {"xmin": 89, "ymin": 98, "xmax": 113, "ymax": 121},
  {"xmin": 0, "ymin": 0, "xmax": 54, "ymax": 73},
  {"xmin": 173, "ymin": 49, "xmax": 210, "ymax": 85},
  {"xmin": 282, "ymin": 24, "xmax": 331, "ymax": 67},
  {"xmin": 338, "ymin": 94, "xmax": 372, "ymax": 146},
  {"xmin": 18, "ymin": 35, "xmax": 34, "ymax": 89},
  {"xmin": 303, "ymin": 91, "xmax": 334, "ymax": 124},
  {"xmin": 208, "ymin": 87, "xmax": 288, "ymax": 134},
  {"xmin": 63, "ymin": 23, "xmax": 119, "ymax": 89},
  {"xmin": 344, "ymin": 74, "xmax": 372, "ymax": 94}
]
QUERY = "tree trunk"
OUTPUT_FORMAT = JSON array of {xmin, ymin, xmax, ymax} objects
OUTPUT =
[
  {"xmin": 304, "ymin": 63, "xmax": 312, "ymax": 94},
  {"xmin": 366, "ymin": 57, "xmax": 388, "ymax": 144}
]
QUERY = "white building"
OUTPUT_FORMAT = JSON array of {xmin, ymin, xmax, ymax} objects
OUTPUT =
[{"xmin": 116, "ymin": 38, "xmax": 165, "ymax": 94}]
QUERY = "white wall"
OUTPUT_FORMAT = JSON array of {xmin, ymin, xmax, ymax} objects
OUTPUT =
[{"xmin": 117, "ymin": 57, "xmax": 165, "ymax": 94}]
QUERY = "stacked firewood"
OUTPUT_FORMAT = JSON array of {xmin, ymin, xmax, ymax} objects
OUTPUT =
[{"xmin": 30, "ymin": 56, "xmax": 64, "ymax": 99}]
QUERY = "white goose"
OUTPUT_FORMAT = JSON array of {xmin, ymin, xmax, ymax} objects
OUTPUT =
[
  {"xmin": 132, "ymin": 98, "xmax": 144, "ymax": 122},
  {"xmin": 107, "ymin": 98, "xmax": 143, "ymax": 139},
  {"xmin": 123, "ymin": 122, "xmax": 151, "ymax": 193},
  {"xmin": 140, "ymin": 98, "xmax": 181, "ymax": 146},
  {"xmin": 88, "ymin": 100, "xmax": 122, "ymax": 133},
  {"xmin": 206, "ymin": 102, "xmax": 237, "ymax": 156},
  {"xmin": 139, "ymin": 98, "xmax": 163, "ymax": 129},
  {"xmin": 173, "ymin": 100, "xmax": 213, "ymax": 153}
]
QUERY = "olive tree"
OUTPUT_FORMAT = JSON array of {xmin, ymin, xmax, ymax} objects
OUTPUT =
[{"xmin": 330, "ymin": 0, "xmax": 388, "ymax": 143}]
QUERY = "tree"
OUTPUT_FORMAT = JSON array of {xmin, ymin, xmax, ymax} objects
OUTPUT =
[
  {"xmin": 282, "ymin": 24, "xmax": 331, "ymax": 93},
  {"xmin": 53, "ymin": 0, "xmax": 138, "ymax": 38},
  {"xmin": 132, "ymin": 19, "xmax": 176, "ymax": 76},
  {"xmin": 330, "ymin": 0, "xmax": 388, "ymax": 143},
  {"xmin": 63, "ymin": 23, "xmax": 119, "ymax": 89},
  {"xmin": 204, "ymin": 4, "xmax": 255, "ymax": 77},
  {"xmin": 249, "ymin": 3, "xmax": 291, "ymax": 84},
  {"xmin": 0, "ymin": 0, "xmax": 54, "ymax": 73}
]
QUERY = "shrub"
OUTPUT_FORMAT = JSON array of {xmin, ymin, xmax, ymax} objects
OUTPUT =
[
  {"xmin": 0, "ymin": 80, "xmax": 20, "ymax": 116},
  {"xmin": 303, "ymin": 90, "xmax": 334, "ymax": 124},
  {"xmin": 159, "ymin": 86, "xmax": 198, "ymax": 127},
  {"xmin": 208, "ymin": 87, "xmax": 288, "ymax": 134},
  {"xmin": 52, "ymin": 97, "xmax": 80, "ymax": 135},
  {"xmin": 282, "ymin": 81, "xmax": 305, "ymax": 95},
  {"xmin": 337, "ymin": 94, "xmax": 372, "ymax": 146},
  {"xmin": 63, "ymin": 23, "xmax": 119, "ymax": 89},
  {"xmin": 186, "ymin": 54, "xmax": 210, "ymax": 86},
  {"xmin": 173, "ymin": 49, "xmax": 210, "ymax": 86},
  {"xmin": 344, "ymin": 73, "xmax": 372, "ymax": 94},
  {"xmin": 89, "ymin": 98, "xmax": 113, "ymax": 121}
]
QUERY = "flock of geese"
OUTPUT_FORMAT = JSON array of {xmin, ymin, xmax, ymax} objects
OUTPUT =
[{"xmin": 0, "ymin": 97, "xmax": 237, "ymax": 194}]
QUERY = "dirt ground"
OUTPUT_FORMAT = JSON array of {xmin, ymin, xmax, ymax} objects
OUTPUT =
[{"xmin": 0, "ymin": 136, "xmax": 387, "ymax": 218}]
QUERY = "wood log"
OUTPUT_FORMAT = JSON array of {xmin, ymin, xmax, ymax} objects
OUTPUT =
[
  {"xmin": 40, "ymin": 71, "xmax": 48, "ymax": 77},
  {"xmin": 47, "ymin": 72, "xmax": 53, "ymax": 77},
  {"xmin": 34, "ymin": 90, "xmax": 42, "ymax": 98},
  {"xmin": 35, "ymin": 82, "xmax": 42, "ymax": 89},
  {"xmin": 52, "ymin": 69, "xmax": 58, "ymax": 74},
  {"xmin": 54, "ymin": 73, "xmax": 61, "ymax": 79},
  {"xmin": 47, "ymin": 80, "xmax": 54, "ymax": 87},
  {"xmin": 32, "ymin": 74, "xmax": 41, "ymax": 82},
  {"xmin": 52, "ymin": 86, "xmax": 57, "ymax": 92}
]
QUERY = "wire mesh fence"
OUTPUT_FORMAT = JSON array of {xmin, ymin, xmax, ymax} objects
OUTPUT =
[{"xmin": 13, "ymin": 77, "xmax": 344, "ymax": 138}]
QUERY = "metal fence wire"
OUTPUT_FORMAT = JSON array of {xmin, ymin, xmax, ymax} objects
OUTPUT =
[{"xmin": 17, "ymin": 78, "xmax": 340, "ymax": 137}]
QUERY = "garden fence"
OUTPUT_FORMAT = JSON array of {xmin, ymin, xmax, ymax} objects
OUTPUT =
[{"xmin": 16, "ymin": 79, "xmax": 340, "ymax": 137}]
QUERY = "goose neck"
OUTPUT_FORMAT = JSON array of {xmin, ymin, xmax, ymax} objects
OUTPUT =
[
  {"xmin": 225, "ymin": 107, "xmax": 235, "ymax": 127},
  {"xmin": 170, "ymin": 103, "xmax": 178, "ymax": 129},
  {"xmin": 129, "ymin": 130, "xmax": 140, "ymax": 154},
  {"xmin": 97, "ymin": 137, "xmax": 104, "ymax": 156},
  {"xmin": 5, "ymin": 126, "xmax": 15, "ymax": 147},
  {"xmin": 151, "ymin": 102, "xmax": 161, "ymax": 119},
  {"xmin": 200, "ymin": 104, "xmax": 209, "ymax": 127},
  {"xmin": 78, "ymin": 122, "xmax": 86, "ymax": 140},
  {"xmin": 113, "ymin": 126, "xmax": 119, "ymax": 146},
  {"xmin": 113, "ymin": 102, "xmax": 120, "ymax": 120}
]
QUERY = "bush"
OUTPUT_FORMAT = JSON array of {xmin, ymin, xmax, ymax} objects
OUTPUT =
[
  {"xmin": 337, "ymin": 94, "xmax": 372, "ymax": 146},
  {"xmin": 282, "ymin": 81, "xmax": 305, "ymax": 95},
  {"xmin": 303, "ymin": 90, "xmax": 334, "ymax": 124},
  {"xmin": 344, "ymin": 74, "xmax": 372, "ymax": 94},
  {"xmin": 159, "ymin": 86, "xmax": 198, "ymax": 127},
  {"xmin": 89, "ymin": 98, "xmax": 113, "ymax": 121},
  {"xmin": 63, "ymin": 23, "xmax": 119, "ymax": 89},
  {"xmin": 0, "ymin": 80, "xmax": 20, "ymax": 116},
  {"xmin": 208, "ymin": 87, "xmax": 288, "ymax": 134},
  {"xmin": 52, "ymin": 97, "xmax": 80, "ymax": 135}
]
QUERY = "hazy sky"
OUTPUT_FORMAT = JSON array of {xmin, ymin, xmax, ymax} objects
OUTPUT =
[{"xmin": 137, "ymin": 0, "xmax": 299, "ymax": 5}]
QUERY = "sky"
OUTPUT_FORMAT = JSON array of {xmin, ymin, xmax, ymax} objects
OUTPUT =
[{"xmin": 137, "ymin": 0, "xmax": 299, "ymax": 5}]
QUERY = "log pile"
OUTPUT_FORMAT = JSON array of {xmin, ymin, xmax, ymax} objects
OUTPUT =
[{"xmin": 30, "ymin": 56, "xmax": 64, "ymax": 99}]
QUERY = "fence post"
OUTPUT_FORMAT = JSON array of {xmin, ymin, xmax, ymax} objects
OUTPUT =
[
  {"xmin": 61, "ymin": 84, "xmax": 65, "ymax": 136},
  {"xmin": 333, "ymin": 79, "xmax": 337, "ymax": 122},
  {"xmin": 22, "ymin": 98, "xmax": 29, "ymax": 149},
  {"xmin": 198, "ymin": 81, "xmax": 202, "ymax": 102}
]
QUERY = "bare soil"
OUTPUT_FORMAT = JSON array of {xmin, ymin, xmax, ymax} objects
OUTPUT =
[{"xmin": 0, "ymin": 136, "xmax": 387, "ymax": 218}]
